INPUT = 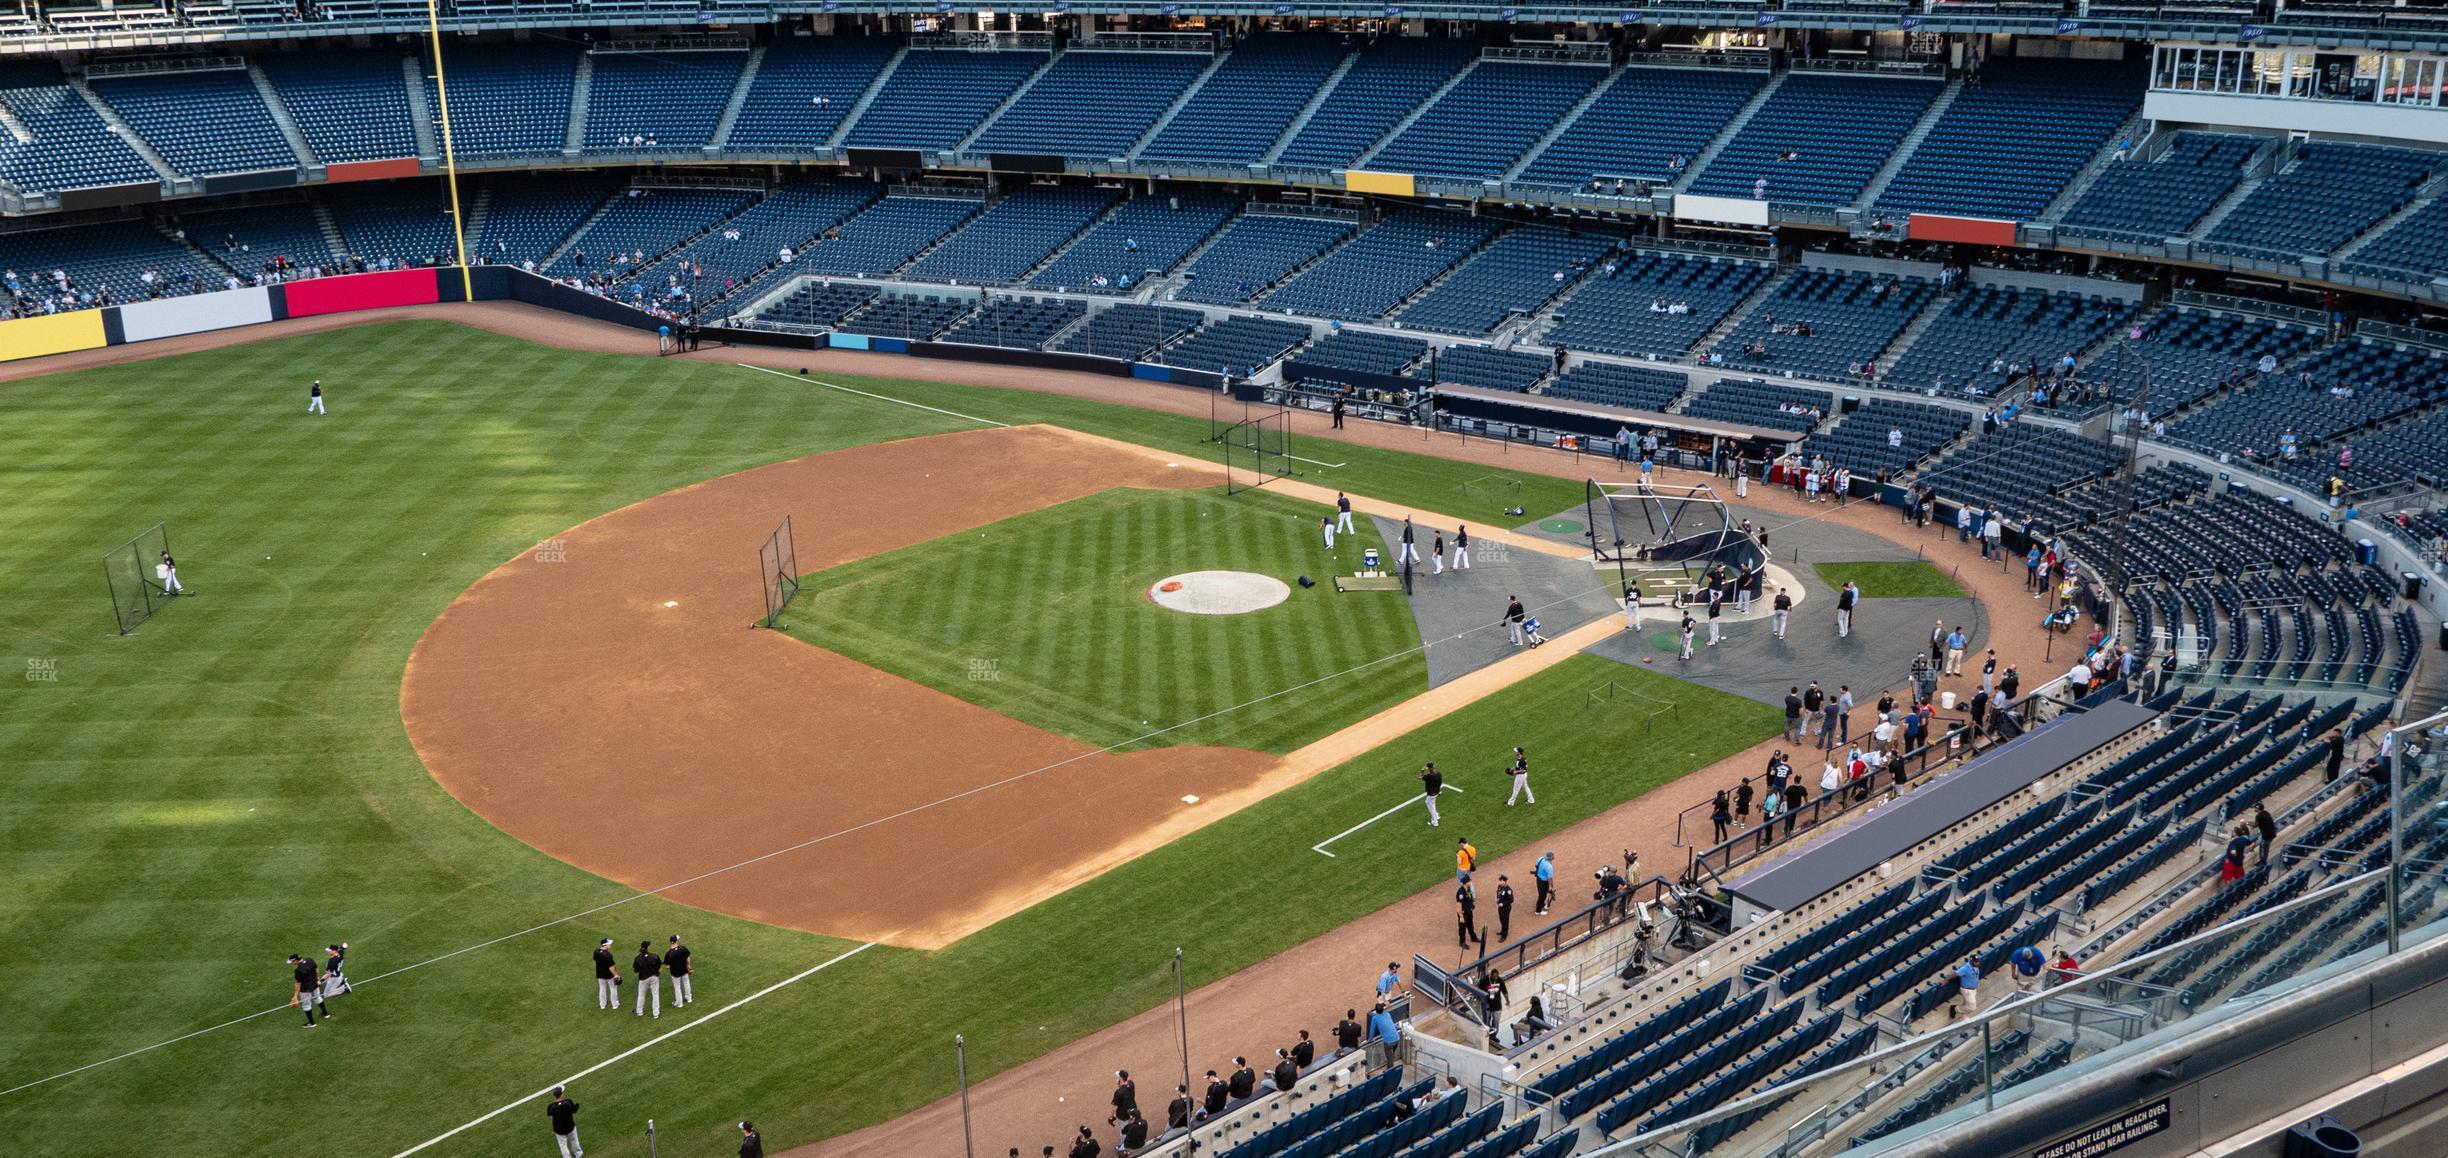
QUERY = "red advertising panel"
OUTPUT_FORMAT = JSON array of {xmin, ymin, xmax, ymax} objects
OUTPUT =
[
  {"xmin": 323, "ymin": 158, "xmax": 424, "ymax": 184},
  {"xmin": 283, "ymin": 269, "xmax": 442, "ymax": 318},
  {"xmin": 1906, "ymin": 214, "xmax": 2020, "ymax": 246}
]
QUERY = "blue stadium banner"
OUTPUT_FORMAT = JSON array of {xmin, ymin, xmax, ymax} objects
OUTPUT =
[
  {"xmin": 1274, "ymin": 2, "xmax": 1294, "ymax": 10},
  {"xmin": 1755, "ymin": 10, "xmax": 1777, "ymax": 25},
  {"xmin": 1383, "ymin": 3, "xmax": 1402, "ymax": 14},
  {"xmin": 1899, "ymin": 14, "xmax": 1922, "ymax": 28},
  {"xmin": 1617, "ymin": 10, "xmax": 1639, "ymax": 24},
  {"xmin": 1499, "ymin": 5, "xmax": 1519, "ymax": 19},
  {"xmin": 2056, "ymin": 18, "xmax": 2084, "ymax": 32},
  {"xmin": 1162, "ymin": 2, "xmax": 1179, "ymax": 11},
  {"xmin": 820, "ymin": 0, "xmax": 837, "ymax": 8},
  {"xmin": 935, "ymin": 0, "xmax": 952, "ymax": 10},
  {"xmin": 2239, "ymin": 23, "xmax": 2267, "ymax": 41}
]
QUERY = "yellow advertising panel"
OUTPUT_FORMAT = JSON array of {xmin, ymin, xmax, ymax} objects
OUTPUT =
[
  {"xmin": 0, "ymin": 309, "xmax": 109, "ymax": 364},
  {"xmin": 1345, "ymin": 170, "xmax": 1418, "ymax": 198}
]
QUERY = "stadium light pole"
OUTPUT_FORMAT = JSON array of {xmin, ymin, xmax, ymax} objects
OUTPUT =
[
  {"xmin": 955, "ymin": 1034, "xmax": 975, "ymax": 1158},
  {"xmin": 421, "ymin": 0, "xmax": 473, "ymax": 302},
  {"xmin": 1174, "ymin": 948, "xmax": 1192, "ymax": 1124}
]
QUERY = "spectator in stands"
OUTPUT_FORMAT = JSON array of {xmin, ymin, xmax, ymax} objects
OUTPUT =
[
  {"xmin": 2009, "ymin": 943, "xmax": 2047, "ymax": 994},
  {"xmin": 1950, "ymin": 958, "xmax": 1983, "ymax": 1019},
  {"xmin": 1366, "ymin": 1003, "xmax": 1402, "ymax": 1069},
  {"xmin": 2326, "ymin": 730, "xmax": 2348, "ymax": 783},
  {"xmin": 2253, "ymin": 804, "xmax": 2277, "ymax": 867},
  {"xmin": 2221, "ymin": 826, "xmax": 2249, "ymax": 884},
  {"xmin": 2050, "ymin": 947, "xmax": 2082, "ymax": 986}
]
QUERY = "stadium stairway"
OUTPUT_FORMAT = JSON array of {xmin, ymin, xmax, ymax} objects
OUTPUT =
[
  {"xmin": 953, "ymin": 52, "xmax": 1058, "ymax": 156},
  {"xmin": 1670, "ymin": 70, "xmax": 1786, "ymax": 193},
  {"xmin": 1123, "ymin": 46, "xmax": 1231, "ymax": 159},
  {"xmin": 1870, "ymin": 283, "xmax": 1960, "ymax": 377},
  {"xmin": 2184, "ymin": 139, "xmax": 2292, "ymax": 243},
  {"xmin": 1690, "ymin": 265, "xmax": 1794, "ymax": 353},
  {"xmin": 245, "ymin": 60, "xmax": 320, "ymax": 175},
  {"xmin": 1348, "ymin": 57, "xmax": 1479, "ymax": 172},
  {"xmin": 1257, "ymin": 48, "xmax": 1360, "ymax": 166},
  {"xmin": 458, "ymin": 186, "xmax": 494, "ymax": 257},
  {"xmin": 309, "ymin": 198, "xmax": 350, "ymax": 262},
  {"xmin": 538, "ymin": 185, "xmax": 630, "ymax": 269},
  {"xmin": 401, "ymin": 57, "xmax": 438, "ymax": 160},
  {"xmin": 563, "ymin": 52, "xmax": 592, "ymax": 156},
  {"xmin": 2335, "ymin": 188, "xmax": 2448, "ymax": 267},
  {"xmin": 2035, "ymin": 110, "xmax": 2150, "ymax": 225},
  {"xmin": 70, "ymin": 76, "xmax": 181, "ymax": 184},
  {"xmin": 825, "ymin": 42, "xmax": 907, "ymax": 150},
  {"xmin": 705, "ymin": 44, "xmax": 765, "ymax": 152},
  {"xmin": 1497, "ymin": 65, "xmax": 1622, "ymax": 185},
  {"xmin": 1852, "ymin": 77, "xmax": 1965, "ymax": 213}
]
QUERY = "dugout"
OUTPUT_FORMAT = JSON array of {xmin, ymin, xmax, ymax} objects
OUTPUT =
[{"xmin": 1427, "ymin": 384, "xmax": 1794, "ymax": 468}]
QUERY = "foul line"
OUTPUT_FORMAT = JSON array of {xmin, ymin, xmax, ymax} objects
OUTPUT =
[
  {"xmin": 1312, "ymin": 785, "xmax": 1464, "ymax": 858},
  {"xmin": 390, "ymin": 941, "xmax": 877, "ymax": 1157},
  {"xmin": 734, "ymin": 362, "xmax": 1009, "ymax": 428}
]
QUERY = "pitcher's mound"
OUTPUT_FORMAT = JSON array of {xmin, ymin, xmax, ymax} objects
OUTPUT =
[{"xmin": 1149, "ymin": 570, "xmax": 1291, "ymax": 615}]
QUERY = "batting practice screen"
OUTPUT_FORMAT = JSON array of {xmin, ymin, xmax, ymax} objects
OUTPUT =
[
  {"xmin": 758, "ymin": 515, "xmax": 799, "ymax": 629},
  {"xmin": 1220, "ymin": 409, "xmax": 1293, "ymax": 495},
  {"xmin": 102, "ymin": 522, "xmax": 173, "ymax": 635}
]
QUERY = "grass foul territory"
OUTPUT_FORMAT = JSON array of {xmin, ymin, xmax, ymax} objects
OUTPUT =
[{"xmin": 1811, "ymin": 560, "xmax": 1968, "ymax": 600}]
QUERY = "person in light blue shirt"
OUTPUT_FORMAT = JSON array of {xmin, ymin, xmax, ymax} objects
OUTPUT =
[
  {"xmin": 1534, "ymin": 851, "xmax": 1556, "ymax": 914},
  {"xmin": 1366, "ymin": 1005, "xmax": 1401, "ymax": 1069},
  {"xmin": 1376, "ymin": 962, "xmax": 1401, "ymax": 1000},
  {"xmin": 1951, "ymin": 959, "xmax": 1983, "ymax": 1018}
]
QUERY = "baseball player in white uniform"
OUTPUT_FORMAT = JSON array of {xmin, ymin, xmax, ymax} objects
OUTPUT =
[
  {"xmin": 156, "ymin": 551, "xmax": 183, "ymax": 596},
  {"xmin": 594, "ymin": 939, "xmax": 620, "ymax": 1010},
  {"xmin": 1336, "ymin": 493, "xmax": 1356, "ymax": 534},
  {"xmin": 1453, "ymin": 526, "xmax": 1472, "ymax": 569},
  {"xmin": 1506, "ymin": 747, "xmax": 1535, "ymax": 806},
  {"xmin": 1397, "ymin": 518, "xmax": 1421, "ymax": 566},
  {"xmin": 632, "ymin": 940, "xmax": 662, "ymax": 1018},
  {"xmin": 308, "ymin": 380, "xmax": 325, "ymax": 414}
]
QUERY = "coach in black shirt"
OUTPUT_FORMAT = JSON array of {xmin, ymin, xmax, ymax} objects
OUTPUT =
[
  {"xmin": 546, "ymin": 1087, "xmax": 581, "ymax": 1158},
  {"xmin": 1226, "ymin": 1058, "xmax": 1256, "ymax": 1101},
  {"xmin": 1335, "ymin": 1010, "xmax": 1363, "ymax": 1055},
  {"xmin": 1269, "ymin": 1050, "xmax": 1298, "ymax": 1094},
  {"xmin": 1292, "ymin": 1030, "xmax": 1315, "ymax": 1069},
  {"xmin": 1201, "ymin": 1070, "xmax": 1228, "ymax": 1116},
  {"xmin": 289, "ymin": 954, "xmax": 326, "ymax": 1027},
  {"xmin": 594, "ymin": 939, "xmax": 619, "ymax": 1011},
  {"xmin": 632, "ymin": 941, "xmax": 664, "ymax": 1019},
  {"xmin": 1166, "ymin": 1085, "xmax": 1192, "ymax": 1130},
  {"xmin": 737, "ymin": 1120, "xmax": 763, "ymax": 1158}
]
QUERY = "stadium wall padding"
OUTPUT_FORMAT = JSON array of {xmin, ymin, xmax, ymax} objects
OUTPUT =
[
  {"xmin": 116, "ymin": 287, "xmax": 276, "ymax": 342},
  {"xmin": 282, "ymin": 269, "xmax": 442, "ymax": 317},
  {"xmin": 0, "ymin": 310, "xmax": 110, "ymax": 363}
]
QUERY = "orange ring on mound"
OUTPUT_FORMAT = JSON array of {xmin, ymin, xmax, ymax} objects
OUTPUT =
[{"xmin": 1159, "ymin": 581, "xmax": 1184, "ymax": 592}]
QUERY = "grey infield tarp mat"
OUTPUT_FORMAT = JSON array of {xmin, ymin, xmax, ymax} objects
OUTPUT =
[{"xmin": 1729, "ymin": 698, "xmax": 2159, "ymax": 914}]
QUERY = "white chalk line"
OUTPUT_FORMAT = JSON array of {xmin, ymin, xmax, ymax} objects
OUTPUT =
[
  {"xmin": 733, "ymin": 362, "xmax": 1009, "ymax": 428},
  {"xmin": 1312, "ymin": 785, "xmax": 1467, "ymax": 857},
  {"xmin": 390, "ymin": 941, "xmax": 878, "ymax": 1157}
]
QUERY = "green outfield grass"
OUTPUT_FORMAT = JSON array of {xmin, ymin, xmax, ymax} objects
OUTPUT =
[
  {"xmin": 794, "ymin": 486, "xmax": 1425, "ymax": 753},
  {"xmin": 0, "ymin": 320, "xmax": 1770, "ymax": 1157},
  {"xmin": 1811, "ymin": 560, "xmax": 1967, "ymax": 599}
]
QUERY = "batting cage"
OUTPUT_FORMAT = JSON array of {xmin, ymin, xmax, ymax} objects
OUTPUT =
[
  {"xmin": 103, "ymin": 522, "xmax": 175, "ymax": 635},
  {"xmin": 757, "ymin": 515, "xmax": 800, "ymax": 629},
  {"xmin": 1220, "ymin": 408, "xmax": 1294, "ymax": 495},
  {"xmin": 1584, "ymin": 480, "xmax": 1758, "ymax": 595}
]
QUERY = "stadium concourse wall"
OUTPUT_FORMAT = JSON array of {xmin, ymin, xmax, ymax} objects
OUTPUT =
[{"xmin": 0, "ymin": 267, "xmax": 1232, "ymax": 391}]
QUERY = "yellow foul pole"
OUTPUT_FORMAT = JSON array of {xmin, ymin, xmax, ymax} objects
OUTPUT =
[{"xmin": 423, "ymin": 0, "xmax": 473, "ymax": 301}]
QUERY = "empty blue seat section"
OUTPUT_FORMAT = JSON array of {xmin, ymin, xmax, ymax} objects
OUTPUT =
[
  {"xmin": 843, "ymin": 50, "xmax": 1045, "ymax": 151},
  {"xmin": 1394, "ymin": 228, "xmax": 1610, "ymax": 336},
  {"xmin": 1027, "ymin": 194, "xmax": 1235, "ymax": 293},
  {"xmin": 1435, "ymin": 344, "xmax": 1550, "ymax": 391},
  {"xmin": 1873, "ymin": 61, "xmax": 2142, "ymax": 221},
  {"xmin": 1261, "ymin": 209, "xmax": 1499, "ymax": 321},
  {"xmin": 2265, "ymin": 408, "xmax": 2448, "ymax": 494},
  {"xmin": 1543, "ymin": 361, "xmax": 1687, "ymax": 412},
  {"xmin": 326, "ymin": 181, "xmax": 463, "ymax": 268},
  {"xmin": 724, "ymin": 36, "xmax": 899, "ymax": 150},
  {"xmin": 904, "ymin": 185, "xmax": 1117, "ymax": 285},
  {"xmin": 2339, "ymin": 198, "xmax": 2448, "ymax": 282},
  {"xmin": 1882, "ymin": 285, "xmax": 2134, "ymax": 394},
  {"xmin": 795, "ymin": 195, "xmax": 979, "ymax": 277},
  {"xmin": 2201, "ymin": 143, "xmax": 2441, "ymax": 260},
  {"xmin": 940, "ymin": 295, "xmax": 1085, "ymax": 348},
  {"xmin": 91, "ymin": 69, "xmax": 296, "ymax": 176},
  {"xmin": 1053, "ymin": 303, "xmax": 1205, "ymax": 360},
  {"xmin": 0, "ymin": 67, "xmax": 161, "ymax": 192},
  {"xmin": 634, "ymin": 180, "xmax": 881, "ymax": 303},
  {"xmin": 1297, "ymin": 329, "xmax": 1428, "ymax": 376},
  {"xmin": 1708, "ymin": 270, "xmax": 1935, "ymax": 380},
  {"xmin": 1688, "ymin": 75, "xmax": 1941, "ymax": 208},
  {"xmin": 1681, "ymin": 378, "xmax": 1832, "ymax": 433},
  {"xmin": 1517, "ymin": 66, "xmax": 1766, "ymax": 189},
  {"xmin": 1176, "ymin": 213, "xmax": 1356, "ymax": 305},
  {"xmin": 581, "ymin": 49, "xmax": 747, "ymax": 151},
  {"xmin": 259, "ymin": 50, "xmax": 417, "ymax": 163},
  {"xmin": 543, "ymin": 185, "xmax": 759, "ymax": 276},
  {"xmin": 840, "ymin": 292, "xmax": 975, "ymax": 338},
  {"xmin": 1161, "ymin": 316, "xmax": 1311, "ymax": 374},
  {"xmin": 1274, "ymin": 37, "xmax": 1476, "ymax": 170},
  {"xmin": 1366, "ymin": 61, "xmax": 1605, "ymax": 181},
  {"xmin": 178, "ymin": 201, "xmax": 344, "ymax": 272},
  {"xmin": 2058, "ymin": 132, "xmax": 2263, "ymax": 243},
  {"xmin": 474, "ymin": 175, "xmax": 617, "ymax": 266},
  {"xmin": 1545, "ymin": 252, "xmax": 1771, "ymax": 358},
  {"xmin": 974, "ymin": 49, "xmax": 1210, "ymax": 159},
  {"xmin": 752, "ymin": 280, "xmax": 877, "ymax": 328},
  {"xmin": 2162, "ymin": 343, "xmax": 2438, "ymax": 461},
  {"xmin": 1799, "ymin": 398, "xmax": 1970, "ymax": 474},
  {"xmin": 0, "ymin": 220, "xmax": 214, "ymax": 306},
  {"xmin": 1919, "ymin": 424, "xmax": 2122, "ymax": 525},
  {"xmin": 424, "ymin": 44, "xmax": 576, "ymax": 157},
  {"xmin": 1138, "ymin": 34, "xmax": 1345, "ymax": 164},
  {"xmin": 2094, "ymin": 309, "xmax": 2322, "ymax": 416}
]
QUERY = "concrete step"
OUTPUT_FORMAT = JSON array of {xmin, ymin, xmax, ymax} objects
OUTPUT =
[
  {"xmin": 1258, "ymin": 48, "xmax": 1358, "ymax": 166},
  {"xmin": 707, "ymin": 44, "xmax": 765, "ymax": 152},
  {"xmin": 827, "ymin": 43, "xmax": 907, "ymax": 150}
]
